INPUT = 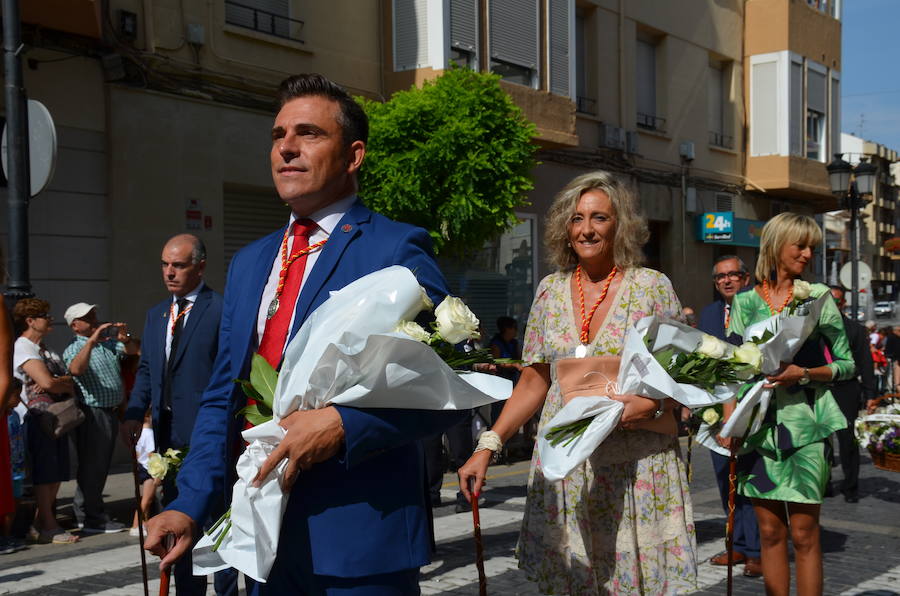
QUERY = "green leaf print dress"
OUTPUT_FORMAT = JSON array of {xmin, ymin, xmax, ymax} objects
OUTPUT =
[{"xmin": 728, "ymin": 283, "xmax": 854, "ymax": 504}]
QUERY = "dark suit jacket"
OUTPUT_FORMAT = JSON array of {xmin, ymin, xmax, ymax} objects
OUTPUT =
[
  {"xmin": 170, "ymin": 199, "xmax": 465, "ymax": 578},
  {"xmin": 125, "ymin": 284, "xmax": 223, "ymax": 451},
  {"xmin": 698, "ymin": 298, "xmax": 742, "ymax": 346},
  {"xmin": 831, "ymin": 315, "xmax": 876, "ymax": 408}
]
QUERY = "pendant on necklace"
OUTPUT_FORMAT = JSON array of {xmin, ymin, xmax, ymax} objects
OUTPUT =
[
  {"xmin": 574, "ymin": 344, "xmax": 588, "ymax": 358},
  {"xmin": 266, "ymin": 297, "xmax": 280, "ymax": 319}
]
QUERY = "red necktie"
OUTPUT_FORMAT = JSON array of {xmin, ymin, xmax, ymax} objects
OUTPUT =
[{"xmin": 258, "ymin": 219, "xmax": 317, "ymax": 368}]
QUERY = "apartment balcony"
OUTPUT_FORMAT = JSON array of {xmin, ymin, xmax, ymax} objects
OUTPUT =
[
  {"xmin": 500, "ymin": 82, "xmax": 578, "ymax": 148},
  {"xmin": 22, "ymin": 0, "xmax": 102, "ymax": 39},
  {"xmin": 746, "ymin": 155, "xmax": 839, "ymax": 210}
]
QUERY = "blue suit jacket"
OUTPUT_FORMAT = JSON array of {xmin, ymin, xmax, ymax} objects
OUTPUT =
[
  {"xmin": 170, "ymin": 200, "xmax": 465, "ymax": 577},
  {"xmin": 126, "ymin": 284, "xmax": 223, "ymax": 450}
]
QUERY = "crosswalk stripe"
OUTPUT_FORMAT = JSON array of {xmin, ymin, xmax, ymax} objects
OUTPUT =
[
  {"xmin": 0, "ymin": 545, "xmax": 143, "ymax": 594},
  {"xmin": 840, "ymin": 564, "xmax": 900, "ymax": 595}
]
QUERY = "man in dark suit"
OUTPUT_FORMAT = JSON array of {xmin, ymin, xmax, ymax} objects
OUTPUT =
[
  {"xmin": 698, "ymin": 255, "xmax": 762, "ymax": 578},
  {"xmin": 144, "ymin": 74, "xmax": 464, "ymax": 595},
  {"xmin": 829, "ymin": 286, "xmax": 876, "ymax": 503},
  {"xmin": 122, "ymin": 234, "xmax": 236, "ymax": 595}
]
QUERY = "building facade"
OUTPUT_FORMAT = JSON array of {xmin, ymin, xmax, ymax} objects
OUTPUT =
[{"xmin": 2, "ymin": 0, "xmax": 844, "ymax": 348}]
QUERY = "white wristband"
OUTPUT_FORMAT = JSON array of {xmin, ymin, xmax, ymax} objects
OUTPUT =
[{"xmin": 474, "ymin": 430, "xmax": 503, "ymax": 453}]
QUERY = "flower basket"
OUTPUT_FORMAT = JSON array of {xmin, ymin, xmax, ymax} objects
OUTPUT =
[{"xmin": 869, "ymin": 450, "xmax": 900, "ymax": 473}]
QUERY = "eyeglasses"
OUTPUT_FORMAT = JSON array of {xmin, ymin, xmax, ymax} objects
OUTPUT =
[{"xmin": 713, "ymin": 271, "xmax": 745, "ymax": 282}]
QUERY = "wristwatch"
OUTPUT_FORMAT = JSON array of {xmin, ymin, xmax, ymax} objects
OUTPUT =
[{"xmin": 798, "ymin": 367, "xmax": 811, "ymax": 385}]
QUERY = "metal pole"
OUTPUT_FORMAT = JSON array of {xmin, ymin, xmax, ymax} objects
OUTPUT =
[
  {"xmin": 850, "ymin": 190, "xmax": 859, "ymax": 318},
  {"xmin": 3, "ymin": 0, "xmax": 33, "ymax": 304}
]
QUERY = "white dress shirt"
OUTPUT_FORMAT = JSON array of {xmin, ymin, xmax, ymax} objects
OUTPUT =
[
  {"xmin": 255, "ymin": 195, "xmax": 357, "ymax": 346},
  {"xmin": 166, "ymin": 281, "xmax": 205, "ymax": 360}
]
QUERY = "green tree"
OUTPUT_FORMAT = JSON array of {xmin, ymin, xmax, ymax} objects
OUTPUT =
[{"xmin": 358, "ymin": 66, "xmax": 537, "ymax": 255}]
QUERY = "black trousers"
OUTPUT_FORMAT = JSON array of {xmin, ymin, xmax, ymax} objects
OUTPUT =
[
  {"xmin": 831, "ymin": 388, "xmax": 862, "ymax": 496},
  {"xmin": 423, "ymin": 410, "xmax": 473, "ymax": 502}
]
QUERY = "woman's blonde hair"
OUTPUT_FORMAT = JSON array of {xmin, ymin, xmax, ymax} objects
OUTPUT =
[
  {"xmin": 755, "ymin": 212, "xmax": 822, "ymax": 282},
  {"xmin": 544, "ymin": 170, "xmax": 649, "ymax": 271}
]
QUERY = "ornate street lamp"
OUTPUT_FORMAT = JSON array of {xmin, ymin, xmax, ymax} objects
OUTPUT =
[{"xmin": 827, "ymin": 154, "xmax": 877, "ymax": 319}]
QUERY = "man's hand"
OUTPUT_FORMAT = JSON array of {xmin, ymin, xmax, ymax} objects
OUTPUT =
[
  {"xmin": 89, "ymin": 322, "xmax": 116, "ymax": 343},
  {"xmin": 253, "ymin": 406, "xmax": 345, "ymax": 492},
  {"xmin": 144, "ymin": 510, "xmax": 197, "ymax": 572},
  {"xmin": 120, "ymin": 418, "xmax": 142, "ymax": 447}
]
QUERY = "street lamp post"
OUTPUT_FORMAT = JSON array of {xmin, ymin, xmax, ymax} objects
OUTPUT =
[{"xmin": 827, "ymin": 154, "xmax": 877, "ymax": 320}]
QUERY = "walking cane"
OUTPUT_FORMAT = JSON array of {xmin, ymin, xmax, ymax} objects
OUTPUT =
[
  {"xmin": 725, "ymin": 446, "xmax": 738, "ymax": 596},
  {"xmin": 468, "ymin": 478, "xmax": 488, "ymax": 596},
  {"xmin": 129, "ymin": 445, "xmax": 150, "ymax": 596},
  {"xmin": 159, "ymin": 534, "xmax": 174, "ymax": 596}
]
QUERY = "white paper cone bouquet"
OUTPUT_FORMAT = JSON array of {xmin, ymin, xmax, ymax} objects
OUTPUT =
[
  {"xmin": 719, "ymin": 291, "xmax": 829, "ymax": 441},
  {"xmin": 191, "ymin": 266, "xmax": 512, "ymax": 582},
  {"xmin": 538, "ymin": 316, "xmax": 763, "ymax": 481}
]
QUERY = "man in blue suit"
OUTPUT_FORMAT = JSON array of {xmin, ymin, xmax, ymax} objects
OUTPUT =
[
  {"xmin": 698, "ymin": 255, "xmax": 762, "ymax": 578},
  {"xmin": 144, "ymin": 73, "xmax": 464, "ymax": 595},
  {"xmin": 122, "ymin": 234, "xmax": 236, "ymax": 595}
]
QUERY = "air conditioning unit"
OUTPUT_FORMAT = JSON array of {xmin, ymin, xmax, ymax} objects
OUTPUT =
[
  {"xmin": 599, "ymin": 124, "xmax": 625, "ymax": 151},
  {"xmin": 626, "ymin": 130, "xmax": 639, "ymax": 154}
]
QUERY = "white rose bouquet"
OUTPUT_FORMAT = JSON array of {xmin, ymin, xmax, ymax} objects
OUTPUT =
[
  {"xmin": 193, "ymin": 266, "xmax": 512, "ymax": 582},
  {"xmin": 146, "ymin": 447, "xmax": 187, "ymax": 481}
]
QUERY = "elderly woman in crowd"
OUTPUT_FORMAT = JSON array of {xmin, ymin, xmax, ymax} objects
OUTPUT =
[
  {"xmin": 725, "ymin": 213, "xmax": 853, "ymax": 595},
  {"xmin": 13, "ymin": 298, "xmax": 79, "ymax": 544},
  {"xmin": 459, "ymin": 171, "xmax": 697, "ymax": 595}
]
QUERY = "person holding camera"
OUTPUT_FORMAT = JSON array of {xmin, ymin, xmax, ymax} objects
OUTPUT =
[
  {"xmin": 62, "ymin": 302, "xmax": 138, "ymax": 534},
  {"xmin": 12, "ymin": 298, "xmax": 79, "ymax": 543}
]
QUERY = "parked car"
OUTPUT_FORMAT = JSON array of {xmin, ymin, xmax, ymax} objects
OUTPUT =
[{"xmin": 875, "ymin": 301, "xmax": 895, "ymax": 318}]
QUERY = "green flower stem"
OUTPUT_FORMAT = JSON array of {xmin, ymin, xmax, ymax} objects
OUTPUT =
[
  {"xmin": 545, "ymin": 417, "xmax": 594, "ymax": 447},
  {"xmin": 211, "ymin": 520, "xmax": 232, "ymax": 552},
  {"xmin": 207, "ymin": 508, "xmax": 232, "ymax": 552}
]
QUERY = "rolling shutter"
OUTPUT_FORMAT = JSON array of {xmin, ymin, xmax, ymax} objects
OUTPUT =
[
  {"xmin": 790, "ymin": 59, "xmax": 803, "ymax": 156},
  {"xmin": 489, "ymin": 0, "xmax": 538, "ymax": 69},
  {"xmin": 450, "ymin": 0, "xmax": 478, "ymax": 53},
  {"xmin": 394, "ymin": 0, "xmax": 430, "ymax": 71},
  {"xmin": 548, "ymin": 0, "xmax": 570, "ymax": 96},
  {"xmin": 223, "ymin": 189, "xmax": 290, "ymax": 274}
]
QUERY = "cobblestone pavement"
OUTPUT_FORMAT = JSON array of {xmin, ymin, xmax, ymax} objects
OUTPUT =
[{"xmin": 2, "ymin": 438, "xmax": 898, "ymax": 595}]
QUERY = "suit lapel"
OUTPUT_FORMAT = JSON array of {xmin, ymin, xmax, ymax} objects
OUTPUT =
[
  {"xmin": 290, "ymin": 202, "xmax": 371, "ymax": 341},
  {"xmin": 170, "ymin": 285, "xmax": 211, "ymax": 368}
]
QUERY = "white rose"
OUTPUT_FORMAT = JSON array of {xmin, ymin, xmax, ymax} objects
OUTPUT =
[
  {"xmin": 434, "ymin": 296, "xmax": 480, "ymax": 344},
  {"xmin": 793, "ymin": 279, "xmax": 812, "ymax": 301},
  {"xmin": 415, "ymin": 285, "xmax": 434, "ymax": 313},
  {"xmin": 701, "ymin": 407, "xmax": 720, "ymax": 426},
  {"xmin": 732, "ymin": 342, "xmax": 763, "ymax": 373},
  {"xmin": 393, "ymin": 320, "xmax": 432, "ymax": 343},
  {"xmin": 147, "ymin": 452, "xmax": 169, "ymax": 480},
  {"xmin": 163, "ymin": 448, "xmax": 182, "ymax": 460},
  {"xmin": 697, "ymin": 334, "xmax": 728, "ymax": 360}
]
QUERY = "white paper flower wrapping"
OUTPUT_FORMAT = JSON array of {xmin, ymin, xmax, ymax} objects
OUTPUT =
[
  {"xmin": 537, "ymin": 315, "xmax": 739, "ymax": 482},
  {"xmin": 192, "ymin": 266, "xmax": 511, "ymax": 582}
]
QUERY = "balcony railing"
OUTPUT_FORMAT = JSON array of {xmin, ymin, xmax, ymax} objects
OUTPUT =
[
  {"xmin": 636, "ymin": 112, "xmax": 666, "ymax": 133},
  {"xmin": 576, "ymin": 96, "xmax": 597, "ymax": 116},
  {"xmin": 225, "ymin": 0, "xmax": 304, "ymax": 44},
  {"xmin": 709, "ymin": 131, "xmax": 734, "ymax": 149}
]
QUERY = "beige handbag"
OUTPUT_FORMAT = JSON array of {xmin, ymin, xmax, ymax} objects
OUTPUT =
[
  {"xmin": 39, "ymin": 397, "xmax": 85, "ymax": 439},
  {"xmin": 555, "ymin": 355, "xmax": 676, "ymax": 435}
]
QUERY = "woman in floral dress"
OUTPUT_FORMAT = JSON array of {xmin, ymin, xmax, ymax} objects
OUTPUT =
[
  {"xmin": 459, "ymin": 171, "xmax": 697, "ymax": 595},
  {"xmin": 726, "ymin": 213, "xmax": 852, "ymax": 595}
]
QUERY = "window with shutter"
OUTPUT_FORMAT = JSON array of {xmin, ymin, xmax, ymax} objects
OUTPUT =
[
  {"xmin": 806, "ymin": 64, "xmax": 827, "ymax": 161},
  {"xmin": 830, "ymin": 72, "xmax": 840, "ymax": 159},
  {"xmin": 225, "ymin": 0, "xmax": 291, "ymax": 40},
  {"xmin": 394, "ymin": 0, "xmax": 430, "ymax": 72},
  {"xmin": 574, "ymin": 7, "xmax": 595, "ymax": 114},
  {"xmin": 450, "ymin": 0, "xmax": 479, "ymax": 69},
  {"xmin": 548, "ymin": 0, "xmax": 571, "ymax": 97},
  {"xmin": 223, "ymin": 189, "xmax": 291, "ymax": 275},
  {"xmin": 636, "ymin": 37, "xmax": 661, "ymax": 130},
  {"xmin": 751, "ymin": 58, "xmax": 779, "ymax": 156},
  {"xmin": 708, "ymin": 63, "xmax": 724, "ymax": 141},
  {"xmin": 789, "ymin": 58, "xmax": 804, "ymax": 156},
  {"xmin": 489, "ymin": 0, "xmax": 539, "ymax": 87}
]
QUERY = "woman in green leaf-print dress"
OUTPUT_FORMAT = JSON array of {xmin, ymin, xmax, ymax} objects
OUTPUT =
[
  {"xmin": 726, "ymin": 213, "xmax": 853, "ymax": 596},
  {"xmin": 458, "ymin": 171, "xmax": 698, "ymax": 595}
]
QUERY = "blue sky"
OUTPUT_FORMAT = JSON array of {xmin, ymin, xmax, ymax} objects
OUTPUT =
[{"xmin": 841, "ymin": 0, "xmax": 900, "ymax": 151}]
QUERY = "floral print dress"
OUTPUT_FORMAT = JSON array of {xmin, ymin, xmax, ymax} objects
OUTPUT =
[{"xmin": 517, "ymin": 268, "xmax": 698, "ymax": 595}]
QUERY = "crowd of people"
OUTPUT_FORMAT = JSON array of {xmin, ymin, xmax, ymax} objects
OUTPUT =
[{"xmin": 0, "ymin": 72, "xmax": 893, "ymax": 596}]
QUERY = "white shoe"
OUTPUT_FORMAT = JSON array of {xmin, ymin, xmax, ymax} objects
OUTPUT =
[
  {"xmin": 81, "ymin": 521, "xmax": 126, "ymax": 534},
  {"xmin": 129, "ymin": 526, "xmax": 142, "ymax": 537}
]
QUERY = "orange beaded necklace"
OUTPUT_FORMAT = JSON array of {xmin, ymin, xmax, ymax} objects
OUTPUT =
[
  {"xmin": 266, "ymin": 223, "xmax": 328, "ymax": 319},
  {"xmin": 575, "ymin": 264, "xmax": 618, "ymax": 347},
  {"xmin": 761, "ymin": 279, "xmax": 793, "ymax": 315}
]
